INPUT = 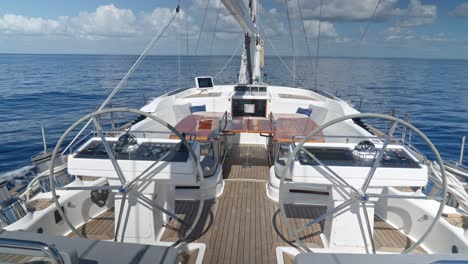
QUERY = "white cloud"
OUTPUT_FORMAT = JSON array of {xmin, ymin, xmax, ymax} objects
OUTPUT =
[
  {"xmin": 288, "ymin": 0, "xmax": 398, "ymax": 22},
  {"xmin": 393, "ymin": 0, "xmax": 437, "ymax": 27},
  {"xmin": 189, "ymin": 0, "xmax": 242, "ymax": 34},
  {"xmin": 144, "ymin": 8, "xmax": 201, "ymax": 39},
  {"xmin": 383, "ymin": 1, "xmax": 438, "ymax": 42},
  {"xmin": 449, "ymin": 3, "xmax": 468, "ymax": 17},
  {"xmin": 258, "ymin": 8, "xmax": 287, "ymax": 37},
  {"xmin": 0, "ymin": 14, "xmax": 63, "ymax": 35},
  {"xmin": 386, "ymin": 34, "xmax": 415, "ymax": 41},
  {"xmin": 385, "ymin": 26, "xmax": 412, "ymax": 36},
  {"xmin": 304, "ymin": 20, "xmax": 338, "ymax": 39},
  {"xmin": 0, "ymin": 5, "xmax": 142, "ymax": 38},
  {"xmin": 421, "ymin": 32, "xmax": 447, "ymax": 42},
  {"xmin": 69, "ymin": 4, "xmax": 140, "ymax": 39}
]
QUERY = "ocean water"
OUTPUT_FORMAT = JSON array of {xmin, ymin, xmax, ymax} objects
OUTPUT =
[{"xmin": 0, "ymin": 54, "xmax": 467, "ymax": 186}]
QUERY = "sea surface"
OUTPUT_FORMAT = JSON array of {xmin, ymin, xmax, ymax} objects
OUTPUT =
[{"xmin": 0, "ymin": 54, "xmax": 467, "ymax": 187}]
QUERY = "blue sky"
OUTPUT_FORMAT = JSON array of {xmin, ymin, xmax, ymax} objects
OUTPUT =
[{"xmin": 1, "ymin": 0, "xmax": 468, "ymax": 59}]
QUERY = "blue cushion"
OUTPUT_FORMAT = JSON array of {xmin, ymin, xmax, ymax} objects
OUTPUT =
[
  {"xmin": 296, "ymin": 107, "xmax": 312, "ymax": 117},
  {"xmin": 190, "ymin": 104, "xmax": 206, "ymax": 113}
]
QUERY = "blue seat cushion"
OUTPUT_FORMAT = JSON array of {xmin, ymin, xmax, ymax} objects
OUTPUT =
[
  {"xmin": 296, "ymin": 107, "xmax": 312, "ymax": 117},
  {"xmin": 190, "ymin": 104, "xmax": 206, "ymax": 113}
]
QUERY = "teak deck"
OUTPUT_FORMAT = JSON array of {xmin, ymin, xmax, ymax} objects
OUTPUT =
[
  {"xmin": 66, "ymin": 144, "xmax": 425, "ymax": 263},
  {"xmin": 69, "ymin": 209, "xmax": 115, "ymax": 240},
  {"xmin": 161, "ymin": 144, "xmax": 425, "ymax": 263}
]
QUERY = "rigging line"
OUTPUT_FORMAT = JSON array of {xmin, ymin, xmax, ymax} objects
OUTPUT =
[
  {"xmin": 186, "ymin": 7, "xmax": 189, "ymax": 56},
  {"xmin": 185, "ymin": 6, "xmax": 190, "ymax": 88},
  {"xmin": 195, "ymin": 0, "xmax": 211, "ymax": 55},
  {"xmin": 62, "ymin": 4, "xmax": 180, "ymax": 155},
  {"xmin": 283, "ymin": 0, "xmax": 295, "ymax": 82},
  {"xmin": 360, "ymin": 0, "xmax": 383, "ymax": 43},
  {"xmin": 178, "ymin": 11, "xmax": 181, "ymax": 90},
  {"xmin": 313, "ymin": 0, "xmax": 323, "ymax": 91},
  {"xmin": 257, "ymin": 16, "xmax": 307, "ymax": 88},
  {"xmin": 296, "ymin": 0, "xmax": 311, "ymax": 57},
  {"xmin": 209, "ymin": 1, "xmax": 222, "ymax": 56},
  {"xmin": 213, "ymin": 38, "xmax": 242, "ymax": 80},
  {"xmin": 268, "ymin": 38, "xmax": 307, "ymax": 89}
]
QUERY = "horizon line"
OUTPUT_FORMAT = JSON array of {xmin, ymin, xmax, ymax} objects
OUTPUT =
[{"xmin": 1, "ymin": 52, "xmax": 467, "ymax": 61}]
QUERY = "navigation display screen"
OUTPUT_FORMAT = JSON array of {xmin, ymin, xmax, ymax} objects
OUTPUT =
[
  {"xmin": 197, "ymin": 77, "xmax": 214, "ymax": 88},
  {"xmin": 232, "ymin": 99, "xmax": 267, "ymax": 117}
]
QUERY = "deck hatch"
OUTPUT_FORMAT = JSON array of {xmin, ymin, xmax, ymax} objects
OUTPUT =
[
  {"xmin": 298, "ymin": 147, "xmax": 421, "ymax": 168},
  {"xmin": 75, "ymin": 140, "xmax": 189, "ymax": 162}
]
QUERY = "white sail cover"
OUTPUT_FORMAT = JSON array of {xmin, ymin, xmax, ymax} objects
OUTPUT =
[{"xmin": 221, "ymin": 0, "xmax": 255, "ymax": 35}]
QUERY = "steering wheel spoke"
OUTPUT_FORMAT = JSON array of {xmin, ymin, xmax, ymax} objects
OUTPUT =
[
  {"xmin": 368, "ymin": 193, "xmax": 443, "ymax": 201},
  {"xmin": 295, "ymin": 197, "xmax": 357, "ymax": 234},
  {"xmin": 131, "ymin": 190, "xmax": 189, "ymax": 226},
  {"xmin": 92, "ymin": 117, "xmax": 127, "ymax": 185},
  {"xmin": 361, "ymin": 121, "xmax": 398, "ymax": 192},
  {"xmin": 361, "ymin": 202, "xmax": 376, "ymax": 254},
  {"xmin": 55, "ymin": 185, "xmax": 120, "ymax": 191},
  {"xmin": 114, "ymin": 192, "xmax": 128, "ymax": 242},
  {"xmin": 301, "ymin": 147, "xmax": 360, "ymax": 195},
  {"xmin": 127, "ymin": 142, "xmax": 183, "ymax": 188}
]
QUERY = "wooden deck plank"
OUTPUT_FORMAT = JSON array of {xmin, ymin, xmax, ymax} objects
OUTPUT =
[
  {"xmin": 229, "ymin": 179, "xmax": 241, "ymax": 263},
  {"xmin": 221, "ymin": 178, "xmax": 237, "ymax": 262},
  {"xmin": 162, "ymin": 144, "xmax": 325, "ymax": 263},
  {"xmin": 373, "ymin": 217, "xmax": 425, "ymax": 253},
  {"xmin": 237, "ymin": 181, "xmax": 247, "ymax": 263},
  {"xmin": 251, "ymin": 182, "xmax": 259, "ymax": 264},
  {"xmin": 254, "ymin": 182, "xmax": 263, "ymax": 264},
  {"xmin": 68, "ymin": 209, "xmax": 114, "ymax": 240}
]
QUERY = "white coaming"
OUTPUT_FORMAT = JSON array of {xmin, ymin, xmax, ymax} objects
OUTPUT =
[
  {"xmin": 376, "ymin": 187, "xmax": 468, "ymax": 253},
  {"xmin": 68, "ymin": 138, "xmax": 200, "ymax": 185},
  {"xmin": 5, "ymin": 177, "xmax": 112, "ymax": 237}
]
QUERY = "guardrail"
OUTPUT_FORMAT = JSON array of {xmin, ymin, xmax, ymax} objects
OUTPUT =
[
  {"xmin": 0, "ymin": 238, "xmax": 65, "ymax": 264},
  {"xmin": 458, "ymin": 136, "xmax": 466, "ymax": 166}
]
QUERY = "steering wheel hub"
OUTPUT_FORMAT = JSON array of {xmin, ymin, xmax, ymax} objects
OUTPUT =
[
  {"xmin": 119, "ymin": 186, "xmax": 129, "ymax": 194},
  {"xmin": 361, "ymin": 193, "xmax": 369, "ymax": 203}
]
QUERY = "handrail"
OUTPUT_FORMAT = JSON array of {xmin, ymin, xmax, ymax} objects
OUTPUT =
[
  {"xmin": 68, "ymin": 130, "xmax": 95, "ymax": 154},
  {"xmin": 459, "ymin": 136, "xmax": 466, "ymax": 165},
  {"xmin": 219, "ymin": 111, "xmax": 229, "ymax": 132},
  {"xmin": 0, "ymin": 238, "xmax": 65, "ymax": 264},
  {"xmin": 269, "ymin": 112, "xmax": 276, "ymax": 131}
]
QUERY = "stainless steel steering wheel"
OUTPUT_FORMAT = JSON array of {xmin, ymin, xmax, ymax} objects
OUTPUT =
[
  {"xmin": 279, "ymin": 113, "xmax": 447, "ymax": 254},
  {"xmin": 49, "ymin": 108, "xmax": 205, "ymax": 243}
]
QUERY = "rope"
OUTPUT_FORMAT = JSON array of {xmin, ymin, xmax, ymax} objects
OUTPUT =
[
  {"xmin": 186, "ymin": 6, "xmax": 190, "ymax": 88},
  {"xmin": 62, "ymin": 4, "xmax": 181, "ymax": 154},
  {"xmin": 360, "ymin": 0, "xmax": 383, "ymax": 43},
  {"xmin": 429, "ymin": 161, "xmax": 468, "ymax": 212},
  {"xmin": 178, "ymin": 12, "xmax": 181, "ymax": 90},
  {"xmin": 296, "ymin": 0, "xmax": 311, "ymax": 57},
  {"xmin": 195, "ymin": 0, "xmax": 211, "ymax": 55},
  {"xmin": 209, "ymin": 1, "xmax": 222, "ymax": 55},
  {"xmin": 258, "ymin": 16, "xmax": 307, "ymax": 88},
  {"xmin": 213, "ymin": 39, "xmax": 242, "ymax": 80},
  {"xmin": 314, "ymin": 0, "xmax": 323, "ymax": 91},
  {"xmin": 186, "ymin": 6, "xmax": 189, "ymax": 56},
  {"xmin": 283, "ymin": 0, "xmax": 295, "ymax": 82}
]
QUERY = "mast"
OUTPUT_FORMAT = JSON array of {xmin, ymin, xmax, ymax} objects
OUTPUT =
[
  {"xmin": 221, "ymin": 0, "xmax": 263, "ymax": 84},
  {"xmin": 251, "ymin": 0, "xmax": 264, "ymax": 84},
  {"xmin": 238, "ymin": 34, "xmax": 252, "ymax": 84}
]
